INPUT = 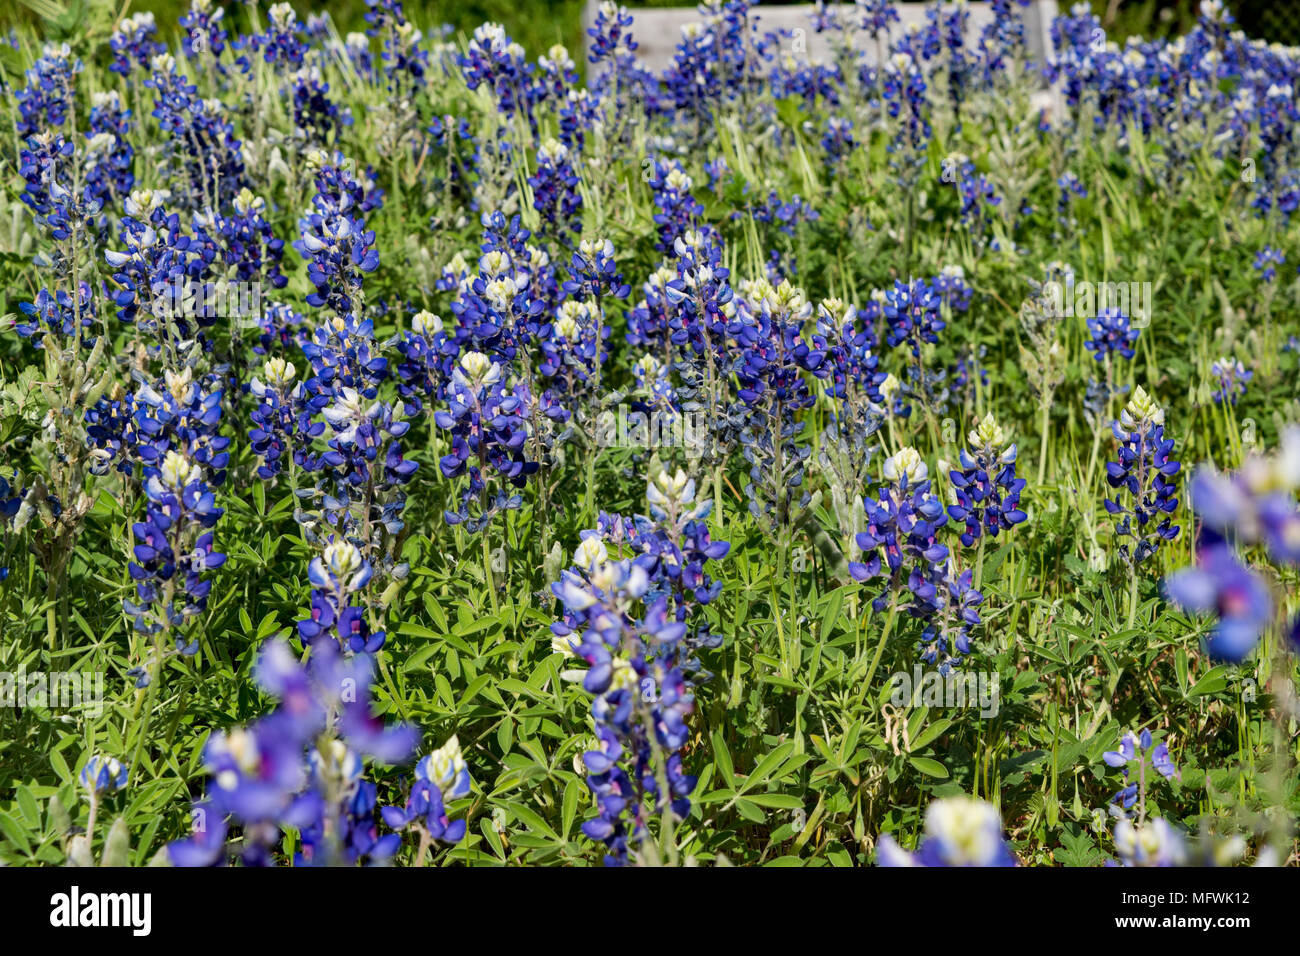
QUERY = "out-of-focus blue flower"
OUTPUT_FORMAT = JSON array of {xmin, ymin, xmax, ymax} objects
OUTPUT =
[
  {"xmin": 1166, "ymin": 545, "xmax": 1273, "ymax": 662},
  {"xmin": 1253, "ymin": 246, "xmax": 1284, "ymax": 282},
  {"xmin": 878, "ymin": 796, "xmax": 1016, "ymax": 867},
  {"xmin": 1112, "ymin": 816, "xmax": 1188, "ymax": 867},
  {"xmin": 1209, "ymin": 355, "xmax": 1252, "ymax": 405}
]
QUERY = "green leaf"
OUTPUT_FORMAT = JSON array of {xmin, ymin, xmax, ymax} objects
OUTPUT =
[
  {"xmin": 1187, "ymin": 665, "xmax": 1229, "ymax": 699},
  {"xmin": 908, "ymin": 757, "xmax": 949, "ymax": 779}
]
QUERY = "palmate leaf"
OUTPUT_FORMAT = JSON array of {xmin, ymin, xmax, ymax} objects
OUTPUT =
[{"xmin": 1055, "ymin": 825, "xmax": 1106, "ymax": 868}]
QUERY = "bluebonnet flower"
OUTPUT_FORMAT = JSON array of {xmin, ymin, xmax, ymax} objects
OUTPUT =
[
  {"xmin": 626, "ymin": 265, "xmax": 679, "ymax": 353},
  {"xmin": 363, "ymin": 0, "xmax": 430, "ymax": 91},
  {"xmin": 109, "ymin": 12, "xmax": 164, "ymax": 76},
  {"xmin": 146, "ymin": 54, "xmax": 247, "ymax": 211},
  {"xmin": 128, "ymin": 366, "xmax": 232, "ymax": 481},
  {"xmin": 883, "ymin": 277, "xmax": 949, "ymax": 416},
  {"xmin": 291, "ymin": 66, "xmax": 350, "ymax": 147},
  {"xmin": 382, "ymin": 736, "xmax": 473, "ymax": 849},
  {"xmin": 565, "ymin": 236, "xmax": 631, "ymax": 304},
  {"xmin": 294, "ymin": 151, "xmax": 381, "ymax": 317},
  {"xmin": 542, "ymin": 300, "xmax": 602, "ymax": 399},
  {"xmin": 537, "ymin": 43, "xmax": 578, "ymax": 104},
  {"xmin": 947, "ymin": 345, "xmax": 989, "ymax": 413},
  {"xmin": 590, "ymin": 464, "xmax": 730, "ymax": 658},
  {"xmin": 646, "ymin": 160, "xmax": 705, "ymax": 254},
  {"xmin": 529, "ymin": 139, "xmax": 583, "ymax": 247},
  {"xmin": 1253, "ymin": 246, "xmax": 1284, "ymax": 283},
  {"xmin": 588, "ymin": 1, "xmax": 638, "ymax": 68},
  {"xmin": 1056, "ymin": 171, "xmax": 1086, "ymax": 230},
  {"xmin": 18, "ymin": 133, "xmax": 106, "ymax": 271},
  {"xmin": 210, "ymin": 187, "xmax": 287, "ymax": 289},
  {"xmin": 550, "ymin": 466, "xmax": 724, "ymax": 865},
  {"xmin": 295, "ymin": 740, "xmax": 403, "ymax": 865},
  {"xmin": 934, "ymin": 264, "xmax": 974, "ymax": 314},
  {"xmin": 884, "ymin": 277, "xmax": 944, "ymax": 358},
  {"xmin": 80, "ymin": 755, "xmax": 128, "ymax": 794},
  {"xmin": 179, "ymin": 0, "xmax": 229, "ymax": 60},
  {"xmin": 1103, "ymin": 729, "xmax": 1179, "ymax": 810},
  {"xmin": 169, "ymin": 639, "xmax": 418, "ymax": 867},
  {"xmin": 769, "ymin": 50, "xmax": 843, "ymax": 110},
  {"xmin": 858, "ymin": 0, "xmax": 901, "ymax": 39},
  {"xmin": 878, "ymin": 796, "xmax": 1016, "ymax": 867},
  {"xmin": 0, "ymin": 472, "xmax": 22, "ymax": 581},
  {"xmin": 299, "ymin": 312, "xmax": 388, "ymax": 411},
  {"xmin": 1111, "ymin": 816, "xmax": 1188, "ymax": 867},
  {"xmin": 816, "ymin": 298, "xmax": 887, "ymax": 540},
  {"xmin": 978, "ymin": 0, "xmax": 1029, "ymax": 86},
  {"xmin": 821, "ymin": 116, "xmax": 857, "ymax": 167},
  {"xmin": 1209, "ymin": 355, "xmax": 1251, "ymax": 405},
  {"xmin": 249, "ymin": 358, "xmax": 304, "ymax": 480},
  {"xmin": 124, "ymin": 448, "xmax": 227, "ymax": 659},
  {"xmin": 943, "ymin": 154, "xmax": 1002, "ymax": 245},
  {"xmin": 731, "ymin": 278, "xmax": 827, "ymax": 533},
  {"xmin": 104, "ymin": 191, "xmax": 221, "ymax": 342},
  {"xmin": 16, "ymin": 284, "xmax": 97, "ymax": 349},
  {"xmin": 1084, "ymin": 307, "xmax": 1140, "ymax": 362},
  {"xmin": 850, "ymin": 448, "xmax": 948, "ymax": 596},
  {"xmin": 946, "ymin": 413, "xmax": 1028, "ymax": 547},
  {"xmin": 1166, "ymin": 546, "xmax": 1275, "ymax": 665},
  {"xmin": 84, "ymin": 91, "xmax": 135, "ymax": 213},
  {"xmin": 390, "ymin": 310, "xmax": 455, "ymax": 416},
  {"xmin": 1103, "ymin": 387, "xmax": 1181, "ymax": 565},
  {"xmin": 298, "ymin": 537, "xmax": 385, "ymax": 654},
  {"xmin": 559, "ymin": 87, "xmax": 603, "ymax": 152},
  {"xmin": 446, "ymin": 212, "xmax": 542, "ymax": 361},
  {"xmin": 851, "ymin": 447, "xmax": 985, "ymax": 667},
  {"xmin": 930, "ymin": 0, "xmax": 973, "ymax": 120},
  {"xmin": 15, "ymin": 42, "xmax": 82, "ymax": 137},
  {"xmin": 818, "ymin": 296, "xmax": 888, "ymax": 415},
  {"xmin": 247, "ymin": 2, "xmax": 309, "ymax": 70},
  {"xmin": 1183, "ymin": 431, "xmax": 1300, "ymax": 568},
  {"xmin": 436, "ymin": 351, "xmax": 536, "ymax": 532},
  {"xmin": 882, "ymin": 50, "xmax": 932, "ymax": 189},
  {"xmin": 459, "ymin": 23, "xmax": 536, "ymax": 120},
  {"xmin": 292, "ymin": 318, "xmax": 417, "ymax": 572}
]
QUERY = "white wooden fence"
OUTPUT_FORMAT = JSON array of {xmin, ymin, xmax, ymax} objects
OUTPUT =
[{"xmin": 582, "ymin": 1, "xmax": 1061, "ymax": 75}]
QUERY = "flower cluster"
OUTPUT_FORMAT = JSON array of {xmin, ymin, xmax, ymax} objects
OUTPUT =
[
  {"xmin": 1086, "ymin": 309, "xmax": 1141, "ymax": 366},
  {"xmin": 436, "ymin": 351, "xmax": 536, "ymax": 532},
  {"xmin": 550, "ymin": 465, "xmax": 727, "ymax": 865},
  {"xmin": 124, "ymin": 448, "xmax": 227, "ymax": 660},
  {"xmin": 168, "ymin": 639, "xmax": 420, "ymax": 866},
  {"xmin": 1103, "ymin": 387, "xmax": 1181, "ymax": 566},
  {"xmin": 851, "ymin": 448, "xmax": 984, "ymax": 668},
  {"xmin": 946, "ymin": 413, "xmax": 1028, "ymax": 547}
]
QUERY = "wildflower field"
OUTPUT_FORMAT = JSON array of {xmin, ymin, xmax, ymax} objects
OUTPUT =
[{"xmin": 0, "ymin": 0, "xmax": 1298, "ymax": 874}]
